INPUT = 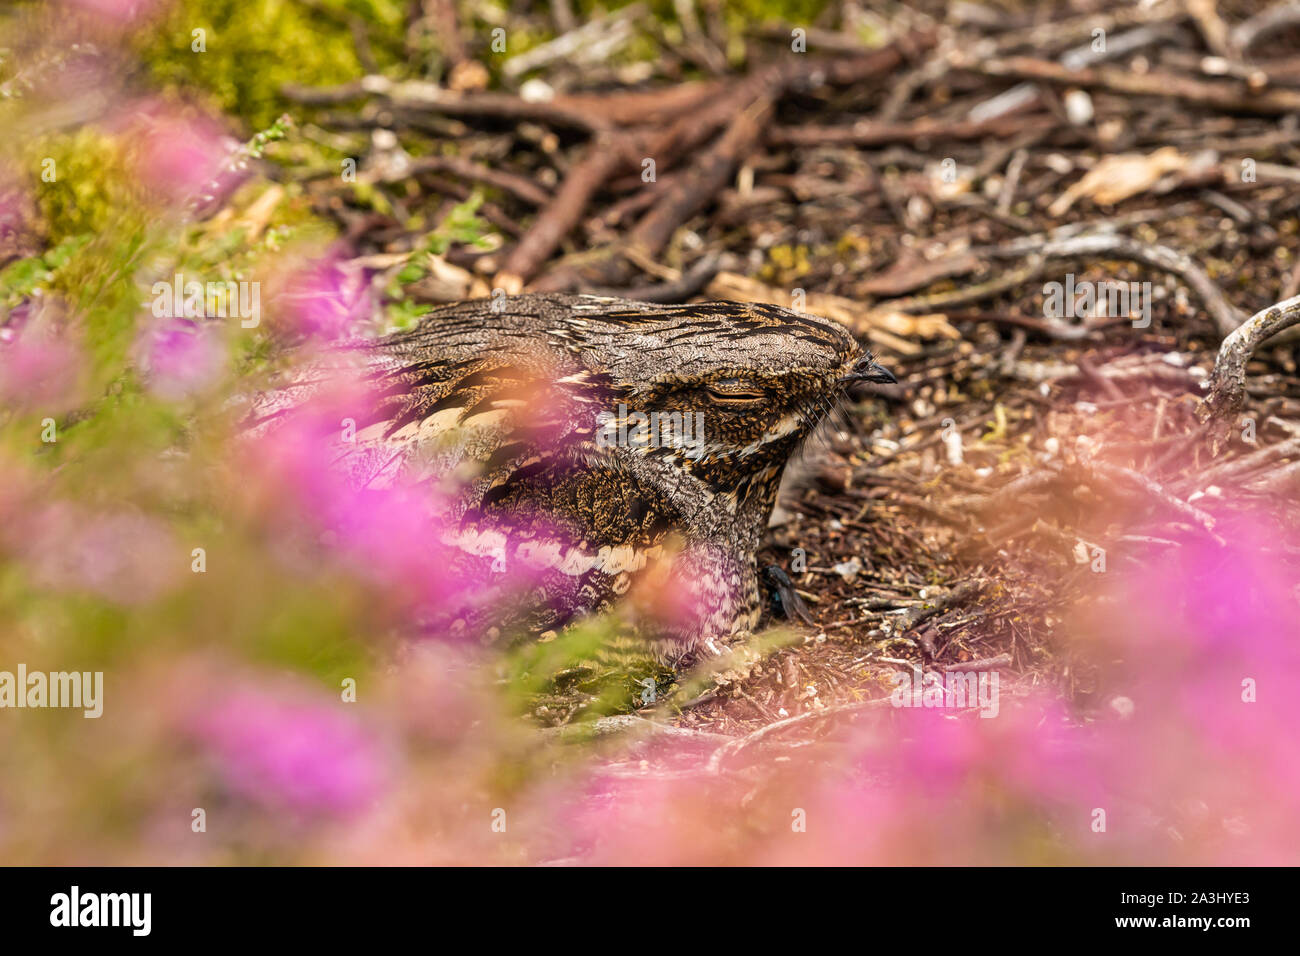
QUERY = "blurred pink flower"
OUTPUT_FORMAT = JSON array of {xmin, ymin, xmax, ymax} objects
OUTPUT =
[
  {"xmin": 0, "ymin": 323, "xmax": 85, "ymax": 413},
  {"xmin": 64, "ymin": 0, "xmax": 167, "ymax": 26},
  {"xmin": 240, "ymin": 382, "xmax": 486, "ymax": 629},
  {"xmin": 276, "ymin": 256, "xmax": 373, "ymax": 340},
  {"xmin": 549, "ymin": 753, "xmax": 737, "ymax": 865},
  {"xmin": 7, "ymin": 505, "xmax": 180, "ymax": 605},
  {"xmin": 194, "ymin": 684, "xmax": 385, "ymax": 817},
  {"xmin": 238, "ymin": 365, "xmax": 558, "ymax": 634},
  {"xmin": 134, "ymin": 317, "xmax": 226, "ymax": 400},
  {"xmin": 1083, "ymin": 517, "xmax": 1300, "ymax": 863},
  {"xmin": 111, "ymin": 102, "xmax": 240, "ymax": 207}
]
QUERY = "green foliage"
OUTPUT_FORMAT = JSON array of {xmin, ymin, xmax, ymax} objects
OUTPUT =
[
  {"xmin": 22, "ymin": 131, "xmax": 145, "ymax": 243},
  {"xmin": 385, "ymin": 192, "xmax": 496, "ymax": 329},
  {"xmin": 501, "ymin": 613, "xmax": 676, "ymax": 724},
  {"xmin": 425, "ymin": 192, "xmax": 494, "ymax": 256},
  {"xmin": 141, "ymin": 0, "xmax": 410, "ymax": 131},
  {"xmin": 0, "ymin": 235, "xmax": 91, "ymax": 313},
  {"xmin": 721, "ymin": 0, "xmax": 833, "ymax": 25},
  {"xmin": 137, "ymin": 0, "xmax": 841, "ymax": 132}
]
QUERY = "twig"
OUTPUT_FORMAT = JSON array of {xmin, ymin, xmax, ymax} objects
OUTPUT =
[
  {"xmin": 896, "ymin": 580, "xmax": 982, "ymax": 633},
  {"xmin": 982, "ymin": 232, "xmax": 1247, "ymax": 338},
  {"xmin": 1199, "ymin": 293, "xmax": 1300, "ymax": 451},
  {"xmin": 503, "ymin": 31, "xmax": 936, "ymax": 289},
  {"xmin": 1232, "ymin": 2, "xmax": 1300, "ymax": 54},
  {"xmin": 705, "ymin": 698, "xmax": 893, "ymax": 772},
  {"xmin": 953, "ymin": 53, "xmax": 1300, "ymax": 115},
  {"xmin": 542, "ymin": 714, "xmax": 734, "ymax": 744},
  {"xmin": 399, "ymin": 155, "xmax": 554, "ymax": 206},
  {"xmin": 584, "ymin": 252, "xmax": 726, "ymax": 303},
  {"xmin": 1078, "ymin": 459, "xmax": 1226, "ymax": 547},
  {"xmin": 1194, "ymin": 436, "xmax": 1300, "ymax": 487},
  {"xmin": 942, "ymin": 653, "xmax": 1012, "ymax": 672}
]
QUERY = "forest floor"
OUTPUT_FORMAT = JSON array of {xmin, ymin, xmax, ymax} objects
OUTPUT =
[{"xmin": 278, "ymin": 0, "xmax": 1300, "ymax": 761}]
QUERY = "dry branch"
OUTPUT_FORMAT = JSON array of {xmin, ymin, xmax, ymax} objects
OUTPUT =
[
  {"xmin": 1199, "ymin": 294, "xmax": 1300, "ymax": 451},
  {"xmin": 952, "ymin": 53, "xmax": 1300, "ymax": 114}
]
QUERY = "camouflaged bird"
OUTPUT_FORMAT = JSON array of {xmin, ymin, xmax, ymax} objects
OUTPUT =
[{"xmin": 247, "ymin": 293, "xmax": 895, "ymax": 656}]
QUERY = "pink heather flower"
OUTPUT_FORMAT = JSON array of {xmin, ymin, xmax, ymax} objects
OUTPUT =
[
  {"xmin": 194, "ymin": 685, "xmax": 385, "ymax": 817},
  {"xmin": 277, "ymin": 257, "xmax": 373, "ymax": 341},
  {"xmin": 65, "ymin": 0, "xmax": 164, "ymax": 20},
  {"xmin": 240, "ymin": 378, "xmax": 477, "ymax": 617},
  {"xmin": 0, "ymin": 323, "xmax": 85, "ymax": 413},
  {"xmin": 767, "ymin": 698, "xmax": 1107, "ymax": 866},
  {"xmin": 9, "ymin": 505, "xmax": 180, "ymax": 605},
  {"xmin": 549, "ymin": 752, "xmax": 736, "ymax": 865},
  {"xmin": 1080, "ymin": 517, "xmax": 1300, "ymax": 863},
  {"xmin": 134, "ymin": 318, "xmax": 226, "ymax": 400},
  {"xmin": 239, "ymin": 365, "xmax": 557, "ymax": 634},
  {"xmin": 112, "ymin": 102, "xmax": 241, "ymax": 207}
]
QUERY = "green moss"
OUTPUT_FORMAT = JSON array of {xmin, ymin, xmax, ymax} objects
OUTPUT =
[
  {"xmin": 7, "ymin": 117, "xmax": 337, "ymax": 381},
  {"xmin": 720, "ymin": 0, "xmax": 832, "ymax": 25},
  {"xmin": 760, "ymin": 243, "xmax": 812, "ymax": 283},
  {"xmin": 21, "ymin": 131, "xmax": 146, "ymax": 243},
  {"xmin": 140, "ymin": 0, "xmax": 410, "ymax": 131},
  {"xmin": 135, "ymin": 0, "xmax": 841, "ymax": 131}
]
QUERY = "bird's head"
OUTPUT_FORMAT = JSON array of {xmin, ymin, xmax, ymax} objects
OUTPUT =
[{"xmin": 547, "ymin": 296, "xmax": 896, "ymax": 517}]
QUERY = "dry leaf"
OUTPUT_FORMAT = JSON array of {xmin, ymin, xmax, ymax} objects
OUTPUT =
[{"xmin": 1048, "ymin": 147, "xmax": 1189, "ymax": 216}]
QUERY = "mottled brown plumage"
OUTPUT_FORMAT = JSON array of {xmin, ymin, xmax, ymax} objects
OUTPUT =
[{"xmin": 249, "ymin": 293, "xmax": 894, "ymax": 655}]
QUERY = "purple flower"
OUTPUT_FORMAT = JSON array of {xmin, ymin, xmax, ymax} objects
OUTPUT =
[
  {"xmin": 134, "ymin": 318, "xmax": 225, "ymax": 400},
  {"xmin": 277, "ymin": 257, "xmax": 373, "ymax": 341},
  {"xmin": 195, "ymin": 685, "xmax": 385, "ymax": 817},
  {"xmin": 238, "ymin": 366, "xmax": 558, "ymax": 634},
  {"xmin": 0, "ymin": 324, "xmax": 85, "ymax": 413},
  {"xmin": 64, "ymin": 0, "xmax": 168, "ymax": 28},
  {"xmin": 111, "ymin": 101, "xmax": 240, "ymax": 207},
  {"xmin": 9, "ymin": 505, "xmax": 180, "ymax": 605}
]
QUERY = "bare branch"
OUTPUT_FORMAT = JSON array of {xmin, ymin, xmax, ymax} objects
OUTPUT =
[{"xmin": 1199, "ymin": 294, "xmax": 1300, "ymax": 451}]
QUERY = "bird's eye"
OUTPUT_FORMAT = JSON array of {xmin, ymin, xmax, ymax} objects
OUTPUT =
[{"xmin": 705, "ymin": 379, "xmax": 766, "ymax": 404}]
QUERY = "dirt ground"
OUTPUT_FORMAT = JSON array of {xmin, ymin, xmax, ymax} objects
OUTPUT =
[{"xmin": 285, "ymin": 1, "xmax": 1300, "ymax": 753}]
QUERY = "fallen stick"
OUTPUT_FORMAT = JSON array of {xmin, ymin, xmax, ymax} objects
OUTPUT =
[
  {"xmin": 584, "ymin": 252, "xmax": 726, "ymax": 303},
  {"xmin": 895, "ymin": 580, "xmax": 983, "ymax": 633},
  {"xmin": 953, "ymin": 54, "xmax": 1300, "ymax": 115},
  {"xmin": 282, "ymin": 76, "xmax": 606, "ymax": 130},
  {"xmin": 1193, "ymin": 436, "xmax": 1300, "ymax": 487},
  {"xmin": 1199, "ymin": 293, "xmax": 1300, "ymax": 452},
  {"xmin": 705, "ymin": 697, "xmax": 893, "ymax": 773},
  {"xmin": 626, "ymin": 93, "xmax": 776, "ymax": 259},
  {"xmin": 493, "ymin": 134, "xmax": 636, "ymax": 293},
  {"xmin": 397, "ymin": 155, "xmax": 554, "ymax": 206},
  {"xmin": 942, "ymin": 653, "xmax": 1012, "ymax": 672},
  {"xmin": 509, "ymin": 31, "xmax": 936, "ymax": 289},
  {"xmin": 1232, "ymin": 1, "xmax": 1300, "ymax": 53},
  {"xmin": 769, "ymin": 111, "xmax": 1055, "ymax": 148},
  {"xmin": 502, "ymin": 3, "xmax": 644, "ymax": 78},
  {"xmin": 498, "ymin": 67, "xmax": 784, "ymax": 288},
  {"xmin": 541, "ymin": 714, "xmax": 734, "ymax": 744},
  {"xmin": 1079, "ymin": 459, "xmax": 1226, "ymax": 547},
  {"xmin": 981, "ymin": 232, "xmax": 1246, "ymax": 338}
]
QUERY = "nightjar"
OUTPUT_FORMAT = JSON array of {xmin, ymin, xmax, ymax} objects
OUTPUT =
[{"xmin": 247, "ymin": 293, "xmax": 895, "ymax": 656}]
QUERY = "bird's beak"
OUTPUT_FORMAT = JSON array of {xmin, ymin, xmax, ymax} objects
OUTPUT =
[{"xmin": 840, "ymin": 356, "xmax": 898, "ymax": 386}]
